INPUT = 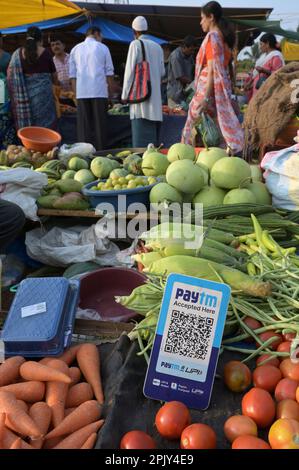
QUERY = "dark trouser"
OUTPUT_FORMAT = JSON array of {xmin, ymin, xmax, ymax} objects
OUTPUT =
[
  {"xmin": 77, "ymin": 98, "xmax": 108, "ymax": 151},
  {"xmin": 131, "ymin": 118, "xmax": 161, "ymax": 148},
  {"xmin": 0, "ymin": 200, "xmax": 26, "ymax": 253}
]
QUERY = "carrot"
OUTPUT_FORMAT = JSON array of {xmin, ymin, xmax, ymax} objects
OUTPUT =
[
  {"xmin": 46, "ymin": 400, "xmax": 102, "ymax": 439},
  {"xmin": 53, "ymin": 420, "xmax": 104, "ymax": 449},
  {"xmin": 0, "ymin": 381, "xmax": 45, "ymax": 403},
  {"xmin": 0, "ymin": 391, "xmax": 42, "ymax": 439},
  {"xmin": 42, "ymin": 436, "xmax": 64, "ymax": 449},
  {"xmin": 45, "ymin": 359, "xmax": 70, "ymax": 428},
  {"xmin": 65, "ymin": 408, "xmax": 76, "ymax": 417},
  {"xmin": 29, "ymin": 402, "xmax": 52, "ymax": 449},
  {"xmin": 10, "ymin": 438, "xmax": 22, "ymax": 449},
  {"xmin": 0, "ymin": 356, "xmax": 26, "ymax": 387},
  {"xmin": 39, "ymin": 358, "xmax": 52, "ymax": 366},
  {"xmin": 20, "ymin": 361, "xmax": 71, "ymax": 384},
  {"xmin": 76, "ymin": 344, "xmax": 104, "ymax": 404},
  {"xmin": 16, "ymin": 400, "xmax": 29, "ymax": 413},
  {"xmin": 0, "ymin": 412, "xmax": 5, "ymax": 449},
  {"xmin": 68, "ymin": 367, "xmax": 81, "ymax": 386},
  {"xmin": 57, "ymin": 345, "xmax": 81, "ymax": 366},
  {"xmin": 81, "ymin": 432, "xmax": 97, "ymax": 449},
  {"xmin": 2, "ymin": 427, "xmax": 33, "ymax": 449},
  {"xmin": 65, "ymin": 382, "xmax": 93, "ymax": 408}
]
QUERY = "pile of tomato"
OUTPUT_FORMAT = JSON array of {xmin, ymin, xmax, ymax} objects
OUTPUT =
[
  {"xmin": 120, "ymin": 351, "xmax": 299, "ymax": 449},
  {"xmin": 223, "ymin": 354, "xmax": 299, "ymax": 449}
]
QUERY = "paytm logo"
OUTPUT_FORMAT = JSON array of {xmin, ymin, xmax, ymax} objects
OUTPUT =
[{"xmin": 175, "ymin": 288, "xmax": 217, "ymax": 308}]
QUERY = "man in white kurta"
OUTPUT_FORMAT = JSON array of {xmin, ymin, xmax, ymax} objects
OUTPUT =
[{"xmin": 122, "ymin": 16, "xmax": 165, "ymax": 148}]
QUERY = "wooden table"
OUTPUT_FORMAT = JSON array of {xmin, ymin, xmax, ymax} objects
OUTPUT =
[{"xmin": 37, "ymin": 208, "xmax": 159, "ymax": 221}]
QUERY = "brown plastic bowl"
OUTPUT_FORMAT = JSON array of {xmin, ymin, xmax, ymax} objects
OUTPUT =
[
  {"xmin": 17, "ymin": 126, "xmax": 61, "ymax": 152},
  {"xmin": 79, "ymin": 267, "xmax": 147, "ymax": 322}
]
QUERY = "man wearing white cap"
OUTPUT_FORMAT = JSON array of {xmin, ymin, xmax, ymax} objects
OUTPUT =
[{"xmin": 122, "ymin": 16, "xmax": 165, "ymax": 147}]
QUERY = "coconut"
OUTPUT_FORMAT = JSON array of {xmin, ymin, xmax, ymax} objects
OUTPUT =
[
  {"xmin": 246, "ymin": 182, "xmax": 272, "ymax": 205},
  {"xmin": 250, "ymin": 164, "xmax": 263, "ymax": 182},
  {"xmin": 142, "ymin": 152, "xmax": 169, "ymax": 176},
  {"xmin": 166, "ymin": 160, "xmax": 204, "ymax": 194},
  {"xmin": 74, "ymin": 169, "xmax": 95, "ymax": 185},
  {"xmin": 193, "ymin": 186, "xmax": 226, "ymax": 207},
  {"xmin": 68, "ymin": 156, "xmax": 89, "ymax": 171},
  {"xmin": 167, "ymin": 143, "xmax": 196, "ymax": 163},
  {"xmin": 196, "ymin": 147, "xmax": 227, "ymax": 171},
  {"xmin": 211, "ymin": 157, "xmax": 251, "ymax": 189},
  {"xmin": 223, "ymin": 188, "xmax": 257, "ymax": 205},
  {"xmin": 90, "ymin": 157, "xmax": 113, "ymax": 179},
  {"xmin": 196, "ymin": 162, "xmax": 209, "ymax": 185},
  {"xmin": 149, "ymin": 182, "xmax": 183, "ymax": 204}
]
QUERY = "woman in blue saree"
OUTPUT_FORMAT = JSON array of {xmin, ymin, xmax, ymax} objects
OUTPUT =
[{"xmin": 7, "ymin": 26, "xmax": 57, "ymax": 131}]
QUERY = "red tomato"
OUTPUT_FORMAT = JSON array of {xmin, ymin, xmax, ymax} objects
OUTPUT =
[
  {"xmin": 257, "ymin": 331, "xmax": 283, "ymax": 351},
  {"xmin": 120, "ymin": 430, "xmax": 156, "ymax": 449},
  {"xmin": 155, "ymin": 401, "xmax": 191, "ymax": 440},
  {"xmin": 277, "ymin": 341, "xmax": 291, "ymax": 354},
  {"xmin": 243, "ymin": 317, "xmax": 262, "ymax": 343},
  {"xmin": 224, "ymin": 415, "xmax": 257, "ymax": 443},
  {"xmin": 256, "ymin": 354, "xmax": 280, "ymax": 368},
  {"xmin": 268, "ymin": 418, "xmax": 299, "ymax": 449},
  {"xmin": 242, "ymin": 388, "xmax": 276, "ymax": 428},
  {"xmin": 283, "ymin": 332, "xmax": 296, "ymax": 342},
  {"xmin": 180, "ymin": 423, "xmax": 216, "ymax": 449},
  {"xmin": 253, "ymin": 365, "xmax": 282, "ymax": 393},
  {"xmin": 280, "ymin": 359, "xmax": 299, "ymax": 381},
  {"xmin": 276, "ymin": 399, "xmax": 299, "ymax": 421},
  {"xmin": 223, "ymin": 361, "xmax": 251, "ymax": 393},
  {"xmin": 232, "ymin": 435, "xmax": 271, "ymax": 449},
  {"xmin": 275, "ymin": 378, "xmax": 299, "ymax": 402}
]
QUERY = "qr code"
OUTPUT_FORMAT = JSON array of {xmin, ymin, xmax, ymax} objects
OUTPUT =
[{"xmin": 163, "ymin": 310, "xmax": 214, "ymax": 361}]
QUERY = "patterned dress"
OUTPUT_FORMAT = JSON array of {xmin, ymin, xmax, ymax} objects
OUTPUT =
[{"xmin": 182, "ymin": 31, "xmax": 244, "ymax": 154}]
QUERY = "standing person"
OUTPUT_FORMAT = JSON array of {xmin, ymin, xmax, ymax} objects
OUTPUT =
[
  {"xmin": 0, "ymin": 32, "xmax": 16, "ymax": 149},
  {"xmin": 122, "ymin": 16, "xmax": 165, "ymax": 148},
  {"xmin": 167, "ymin": 36, "xmax": 196, "ymax": 108},
  {"xmin": 7, "ymin": 27, "xmax": 57, "ymax": 130},
  {"xmin": 69, "ymin": 26, "xmax": 114, "ymax": 150},
  {"xmin": 245, "ymin": 34, "xmax": 285, "ymax": 99},
  {"xmin": 0, "ymin": 33, "xmax": 11, "ymax": 74},
  {"xmin": 50, "ymin": 35, "xmax": 71, "ymax": 92},
  {"xmin": 161, "ymin": 43, "xmax": 171, "ymax": 105},
  {"xmin": 182, "ymin": 1, "xmax": 244, "ymax": 155}
]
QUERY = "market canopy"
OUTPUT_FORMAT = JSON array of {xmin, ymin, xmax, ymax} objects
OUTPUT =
[
  {"xmin": 281, "ymin": 39, "xmax": 299, "ymax": 61},
  {"xmin": 1, "ymin": 14, "xmax": 84, "ymax": 35},
  {"xmin": 230, "ymin": 19, "xmax": 299, "ymax": 42},
  {"xmin": 76, "ymin": 17, "xmax": 167, "ymax": 45},
  {"xmin": 75, "ymin": 2, "xmax": 273, "ymax": 44},
  {"xmin": 0, "ymin": 0, "xmax": 83, "ymax": 29}
]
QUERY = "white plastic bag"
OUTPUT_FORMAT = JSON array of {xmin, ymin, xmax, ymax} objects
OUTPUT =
[
  {"xmin": 261, "ymin": 143, "xmax": 299, "ymax": 211},
  {"xmin": 0, "ymin": 168, "xmax": 47, "ymax": 220},
  {"xmin": 25, "ymin": 224, "xmax": 120, "ymax": 267},
  {"xmin": 58, "ymin": 143, "xmax": 96, "ymax": 165}
]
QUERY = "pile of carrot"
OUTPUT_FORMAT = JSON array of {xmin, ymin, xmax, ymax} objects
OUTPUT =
[{"xmin": 0, "ymin": 343, "xmax": 104, "ymax": 449}]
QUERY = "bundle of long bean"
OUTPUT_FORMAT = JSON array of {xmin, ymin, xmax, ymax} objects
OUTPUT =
[{"xmin": 118, "ymin": 214, "xmax": 299, "ymax": 364}]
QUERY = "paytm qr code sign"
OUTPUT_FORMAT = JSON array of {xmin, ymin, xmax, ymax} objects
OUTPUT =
[{"xmin": 144, "ymin": 273, "xmax": 231, "ymax": 410}]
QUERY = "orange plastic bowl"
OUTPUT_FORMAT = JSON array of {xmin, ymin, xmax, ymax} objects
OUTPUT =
[{"xmin": 17, "ymin": 126, "xmax": 61, "ymax": 152}]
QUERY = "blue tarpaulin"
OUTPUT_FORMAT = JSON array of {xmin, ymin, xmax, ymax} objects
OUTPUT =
[
  {"xmin": 1, "ymin": 14, "xmax": 84, "ymax": 35},
  {"xmin": 76, "ymin": 17, "xmax": 167, "ymax": 45}
]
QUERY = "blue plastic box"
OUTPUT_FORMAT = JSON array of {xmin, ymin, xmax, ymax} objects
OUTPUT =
[
  {"xmin": 1, "ymin": 277, "xmax": 80, "ymax": 358},
  {"xmin": 82, "ymin": 177, "xmax": 159, "ymax": 210}
]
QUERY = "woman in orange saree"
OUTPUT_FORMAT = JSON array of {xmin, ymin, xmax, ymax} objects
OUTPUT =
[{"xmin": 182, "ymin": 1, "xmax": 244, "ymax": 155}]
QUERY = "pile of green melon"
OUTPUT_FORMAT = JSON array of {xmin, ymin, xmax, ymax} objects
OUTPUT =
[{"xmin": 149, "ymin": 143, "xmax": 271, "ymax": 207}]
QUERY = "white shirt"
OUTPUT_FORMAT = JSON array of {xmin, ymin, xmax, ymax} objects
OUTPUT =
[
  {"xmin": 121, "ymin": 35, "xmax": 165, "ymax": 122},
  {"xmin": 69, "ymin": 37, "xmax": 114, "ymax": 99}
]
